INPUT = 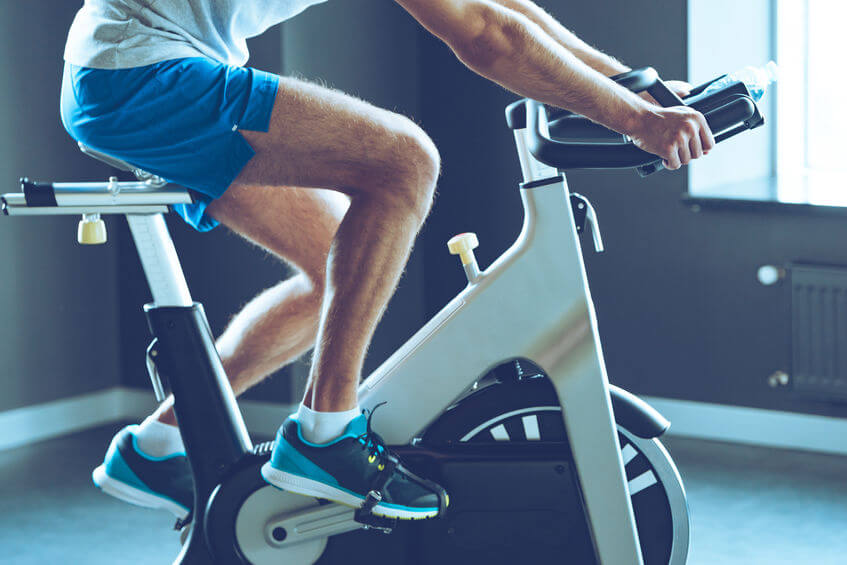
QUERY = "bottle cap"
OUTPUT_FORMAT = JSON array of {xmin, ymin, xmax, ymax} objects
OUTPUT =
[{"xmin": 764, "ymin": 60, "xmax": 779, "ymax": 83}]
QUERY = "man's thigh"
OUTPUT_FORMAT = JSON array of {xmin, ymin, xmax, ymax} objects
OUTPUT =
[
  {"xmin": 233, "ymin": 75, "xmax": 433, "ymax": 194},
  {"xmin": 207, "ymin": 183, "xmax": 349, "ymax": 276}
]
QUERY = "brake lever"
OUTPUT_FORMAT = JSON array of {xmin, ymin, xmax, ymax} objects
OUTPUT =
[
  {"xmin": 585, "ymin": 201, "xmax": 604, "ymax": 253},
  {"xmin": 571, "ymin": 193, "xmax": 604, "ymax": 253}
]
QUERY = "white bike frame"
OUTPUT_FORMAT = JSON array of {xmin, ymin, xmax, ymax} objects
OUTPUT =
[
  {"xmin": 357, "ymin": 126, "xmax": 643, "ymax": 563},
  {"xmin": 3, "ymin": 129, "xmax": 643, "ymax": 563}
]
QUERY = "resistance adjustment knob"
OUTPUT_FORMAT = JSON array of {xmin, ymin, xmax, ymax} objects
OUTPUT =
[{"xmin": 448, "ymin": 232, "xmax": 481, "ymax": 283}]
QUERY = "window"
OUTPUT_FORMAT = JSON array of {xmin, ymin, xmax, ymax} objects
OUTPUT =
[
  {"xmin": 687, "ymin": 0, "xmax": 774, "ymax": 200},
  {"xmin": 776, "ymin": 0, "xmax": 847, "ymax": 205},
  {"xmin": 687, "ymin": 0, "xmax": 847, "ymax": 206}
]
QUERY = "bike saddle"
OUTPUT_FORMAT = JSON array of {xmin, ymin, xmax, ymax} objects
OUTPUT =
[{"xmin": 78, "ymin": 142, "xmax": 164, "ymax": 183}]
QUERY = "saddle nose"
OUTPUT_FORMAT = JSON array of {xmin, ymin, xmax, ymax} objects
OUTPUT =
[{"xmin": 78, "ymin": 142, "xmax": 137, "ymax": 172}]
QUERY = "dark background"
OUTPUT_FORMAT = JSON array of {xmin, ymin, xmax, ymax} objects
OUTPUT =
[{"xmin": 3, "ymin": 0, "xmax": 846, "ymax": 420}]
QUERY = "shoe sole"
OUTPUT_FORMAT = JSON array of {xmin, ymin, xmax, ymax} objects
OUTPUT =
[
  {"xmin": 260, "ymin": 463, "xmax": 438, "ymax": 520},
  {"xmin": 92, "ymin": 465, "xmax": 190, "ymax": 519}
]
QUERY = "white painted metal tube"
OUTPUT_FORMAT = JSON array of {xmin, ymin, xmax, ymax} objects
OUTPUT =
[{"xmin": 126, "ymin": 214, "xmax": 193, "ymax": 307}]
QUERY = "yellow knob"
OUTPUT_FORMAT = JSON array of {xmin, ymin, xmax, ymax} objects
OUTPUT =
[
  {"xmin": 447, "ymin": 232, "xmax": 479, "ymax": 266},
  {"xmin": 78, "ymin": 216, "xmax": 107, "ymax": 245}
]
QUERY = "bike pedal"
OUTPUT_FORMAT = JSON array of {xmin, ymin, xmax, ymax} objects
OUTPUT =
[
  {"xmin": 174, "ymin": 511, "xmax": 193, "ymax": 531},
  {"xmin": 353, "ymin": 508, "xmax": 397, "ymax": 533}
]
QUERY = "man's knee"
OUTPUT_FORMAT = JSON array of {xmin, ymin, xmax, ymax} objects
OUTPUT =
[{"xmin": 380, "ymin": 118, "xmax": 440, "ymax": 221}]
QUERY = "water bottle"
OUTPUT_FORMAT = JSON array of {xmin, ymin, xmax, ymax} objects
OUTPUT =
[{"xmin": 700, "ymin": 60, "xmax": 778, "ymax": 102}]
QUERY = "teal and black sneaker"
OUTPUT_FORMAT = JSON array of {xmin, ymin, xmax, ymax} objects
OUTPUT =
[
  {"xmin": 261, "ymin": 409, "xmax": 448, "ymax": 521},
  {"xmin": 92, "ymin": 425, "xmax": 193, "ymax": 519}
]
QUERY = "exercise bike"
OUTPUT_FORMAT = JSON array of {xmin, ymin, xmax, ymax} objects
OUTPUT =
[{"xmin": 3, "ymin": 67, "xmax": 763, "ymax": 564}]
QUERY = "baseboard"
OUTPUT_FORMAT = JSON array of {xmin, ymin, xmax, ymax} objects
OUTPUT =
[
  {"xmin": 0, "ymin": 388, "xmax": 127, "ymax": 451},
  {"xmin": 0, "ymin": 387, "xmax": 295, "ymax": 453},
  {"xmin": 644, "ymin": 396, "xmax": 847, "ymax": 456},
  {"xmin": 116, "ymin": 389, "xmax": 293, "ymax": 439},
  {"xmin": 2, "ymin": 388, "xmax": 846, "ymax": 456}
]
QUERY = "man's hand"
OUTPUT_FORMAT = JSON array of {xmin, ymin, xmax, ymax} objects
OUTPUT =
[
  {"xmin": 633, "ymin": 80, "xmax": 716, "ymax": 169},
  {"xmin": 629, "ymin": 105, "xmax": 715, "ymax": 170}
]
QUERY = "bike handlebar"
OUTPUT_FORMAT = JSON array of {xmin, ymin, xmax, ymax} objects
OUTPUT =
[
  {"xmin": 526, "ymin": 95, "xmax": 757, "ymax": 172},
  {"xmin": 508, "ymin": 67, "xmax": 765, "ymax": 176}
]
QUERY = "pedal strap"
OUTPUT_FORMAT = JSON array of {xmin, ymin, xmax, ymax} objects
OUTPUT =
[
  {"xmin": 392, "ymin": 460, "xmax": 450, "ymax": 516},
  {"xmin": 358, "ymin": 454, "xmax": 449, "ymax": 515},
  {"xmin": 352, "ymin": 454, "xmax": 399, "ymax": 531},
  {"xmin": 359, "ymin": 454, "xmax": 398, "ymax": 512}
]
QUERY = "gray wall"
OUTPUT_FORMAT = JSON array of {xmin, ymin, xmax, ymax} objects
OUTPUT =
[
  {"xmin": 0, "ymin": 2, "xmax": 120, "ymax": 412},
  {"xmin": 7, "ymin": 0, "xmax": 845, "ymax": 421}
]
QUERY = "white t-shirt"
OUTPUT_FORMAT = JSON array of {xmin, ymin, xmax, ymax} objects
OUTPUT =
[{"xmin": 64, "ymin": 0, "xmax": 328, "ymax": 69}]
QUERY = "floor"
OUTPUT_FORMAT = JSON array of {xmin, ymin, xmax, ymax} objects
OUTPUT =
[{"xmin": 0, "ymin": 425, "xmax": 845, "ymax": 564}]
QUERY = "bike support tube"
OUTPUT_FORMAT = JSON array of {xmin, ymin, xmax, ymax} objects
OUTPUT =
[{"xmin": 126, "ymin": 213, "xmax": 253, "ymax": 564}]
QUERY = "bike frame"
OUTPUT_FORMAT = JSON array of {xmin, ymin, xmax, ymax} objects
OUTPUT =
[
  {"xmin": 3, "ymin": 123, "xmax": 643, "ymax": 563},
  {"xmin": 357, "ymin": 125, "xmax": 642, "ymax": 563}
]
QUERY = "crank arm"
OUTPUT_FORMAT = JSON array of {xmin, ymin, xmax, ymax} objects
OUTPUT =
[{"xmin": 265, "ymin": 502, "xmax": 362, "ymax": 548}]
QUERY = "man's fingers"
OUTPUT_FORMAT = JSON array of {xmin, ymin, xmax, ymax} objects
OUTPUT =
[
  {"xmin": 697, "ymin": 113, "xmax": 716, "ymax": 152},
  {"xmin": 665, "ymin": 80, "xmax": 692, "ymax": 98},
  {"xmin": 689, "ymin": 136, "xmax": 702, "ymax": 160},
  {"xmin": 677, "ymin": 138, "xmax": 692, "ymax": 166},
  {"xmin": 701, "ymin": 126, "xmax": 715, "ymax": 153},
  {"xmin": 664, "ymin": 148, "xmax": 682, "ymax": 170}
]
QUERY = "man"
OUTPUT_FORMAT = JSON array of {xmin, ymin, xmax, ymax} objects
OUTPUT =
[{"xmin": 62, "ymin": 0, "xmax": 713, "ymax": 521}]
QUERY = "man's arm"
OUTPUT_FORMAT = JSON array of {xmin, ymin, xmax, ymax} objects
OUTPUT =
[
  {"xmin": 487, "ymin": 0, "xmax": 627, "ymax": 76},
  {"xmin": 395, "ymin": 0, "xmax": 713, "ymax": 169},
  {"xmin": 488, "ymin": 0, "xmax": 693, "ymax": 100}
]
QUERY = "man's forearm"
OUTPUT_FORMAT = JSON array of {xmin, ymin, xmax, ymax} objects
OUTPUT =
[
  {"xmin": 449, "ymin": 4, "xmax": 651, "ymax": 136},
  {"xmin": 488, "ymin": 0, "xmax": 629, "ymax": 76},
  {"xmin": 396, "ymin": 0, "xmax": 711, "ymax": 169}
]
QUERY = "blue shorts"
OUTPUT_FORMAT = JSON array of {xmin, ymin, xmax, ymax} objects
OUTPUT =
[{"xmin": 60, "ymin": 58, "xmax": 279, "ymax": 231}]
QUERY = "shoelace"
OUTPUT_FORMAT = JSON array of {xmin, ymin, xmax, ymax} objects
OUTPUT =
[{"xmin": 357, "ymin": 402, "xmax": 389, "ymax": 468}]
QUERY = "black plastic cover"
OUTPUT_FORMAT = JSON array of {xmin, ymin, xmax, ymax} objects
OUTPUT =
[
  {"xmin": 20, "ymin": 177, "xmax": 57, "ymax": 207},
  {"xmin": 609, "ymin": 384, "xmax": 670, "ymax": 439},
  {"xmin": 144, "ymin": 303, "xmax": 252, "ymax": 564}
]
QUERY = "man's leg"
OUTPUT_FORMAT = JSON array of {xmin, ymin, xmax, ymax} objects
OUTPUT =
[
  {"xmin": 232, "ymin": 78, "xmax": 446, "ymax": 517},
  {"xmin": 228, "ymin": 76, "xmax": 440, "ymax": 413},
  {"xmin": 153, "ymin": 76, "xmax": 437, "ymax": 422},
  {"xmin": 150, "ymin": 185, "xmax": 349, "ymax": 426},
  {"xmin": 110, "ymin": 75, "xmax": 445, "ymax": 519},
  {"xmin": 95, "ymin": 184, "xmax": 350, "ymax": 518}
]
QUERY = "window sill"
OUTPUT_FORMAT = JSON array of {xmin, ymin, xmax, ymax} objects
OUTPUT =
[{"xmin": 683, "ymin": 175, "xmax": 847, "ymax": 217}]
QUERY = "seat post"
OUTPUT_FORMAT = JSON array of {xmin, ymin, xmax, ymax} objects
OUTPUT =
[{"xmin": 126, "ymin": 214, "xmax": 193, "ymax": 306}]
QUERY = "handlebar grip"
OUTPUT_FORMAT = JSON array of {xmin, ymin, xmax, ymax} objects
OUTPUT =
[
  {"xmin": 702, "ymin": 95, "xmax": 758, "ymax": 132},
  {"xmin": 646, "ymin": 80, "xmax": 685, "ymax": 108},
  {"xmin": 609, "ymin": 67, "xmax": 659, "ymax": 93},
  {"xmin": 609, "ymin": 67, "xmax": 684, "ymax": 107},
  {"xmin": 548, "ymin": 115, "xmax": 627, "ymax": 143}
]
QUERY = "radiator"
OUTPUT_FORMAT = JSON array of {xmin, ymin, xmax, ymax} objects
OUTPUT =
[{"xmin": 791, "ymin": 264, "xmax": 847, "ymax": 402}]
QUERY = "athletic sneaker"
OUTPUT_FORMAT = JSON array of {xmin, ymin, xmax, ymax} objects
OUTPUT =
[
  {"xmin": 92, "ymin": 425, "xmax": 193, "ymax": 519},
  {"xmin": 261, "ymin": 410, "xmax": 448, "ymax": 521}
]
